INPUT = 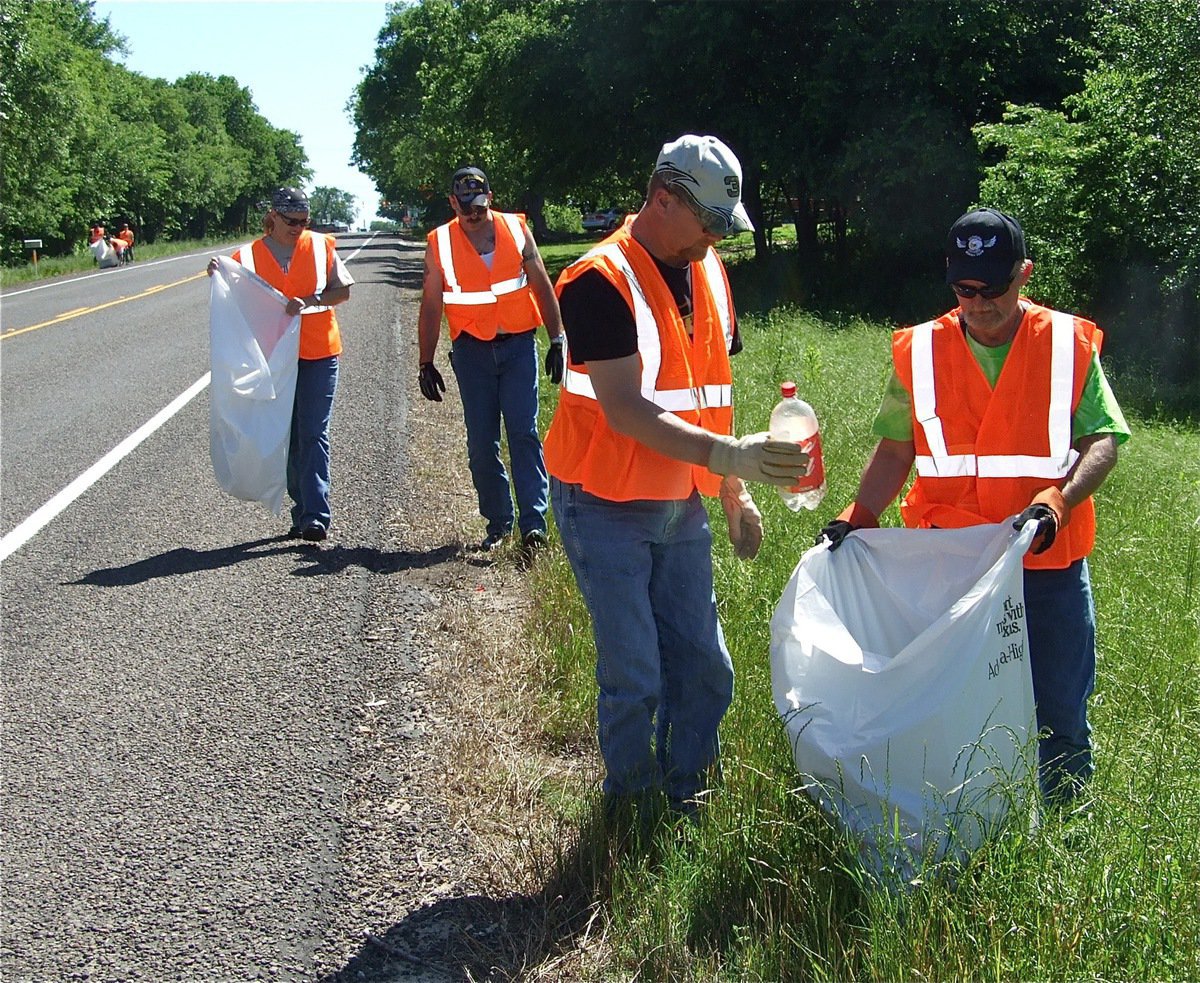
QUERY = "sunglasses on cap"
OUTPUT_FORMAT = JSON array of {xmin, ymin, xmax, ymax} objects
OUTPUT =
[
  {"xmin": 275, "ymin": 213, "xmax": 309, "ymax": 228},
  {"xmin": 951, "ymin": 277, "xmax": 1013, "ymax": 300}
]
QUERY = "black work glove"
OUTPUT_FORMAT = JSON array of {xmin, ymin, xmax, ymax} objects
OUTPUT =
[
  {"xmin": 1013, "ymin": 503, "xmax": 1058, "ymax": 554},
  {"xmin": 815, "ymin": 520, "xmax": 855, "ymax": 551},
  {"xmin": 815, "ymin": 503, "xmax": 879, "ymax": 552},
  {"xmin": 544, "ymin": 339, "xmax": 564, "ymax": 384},
  {"xmin": 418, "ymin": 361, "xmax": 445, "ymax": 402}
]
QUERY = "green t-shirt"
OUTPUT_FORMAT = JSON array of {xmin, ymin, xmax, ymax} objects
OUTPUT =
[{"xmin": 872, "ymin": 326, "xmax": 1131, "ymax": 444}]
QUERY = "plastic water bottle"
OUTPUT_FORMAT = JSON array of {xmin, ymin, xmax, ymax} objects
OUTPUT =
[{"xmin": 769, "ymin": 380, "xmax": 827, "ymax": 511}]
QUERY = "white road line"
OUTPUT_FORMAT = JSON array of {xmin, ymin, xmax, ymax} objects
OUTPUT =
[{"xmin": 0, "ymin": 373, "xmax": 212, "ymax": 564}]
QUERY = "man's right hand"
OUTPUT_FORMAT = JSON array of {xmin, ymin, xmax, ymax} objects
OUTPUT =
[
  {"xmin": 707, "ymin": 432, "xmax": 809, "ymax": 487},
  {"xmin": 418, "ymin": 361, "xmax": 446, "ymax": 402},
  {"xmin": 815, "ymin": 520, "xmax": 855, "ymax": 551}
]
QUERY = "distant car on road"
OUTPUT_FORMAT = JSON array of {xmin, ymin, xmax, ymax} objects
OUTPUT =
[{"xmin": 582, "ymin": 207, "xmax": 622, "ymax": 232}]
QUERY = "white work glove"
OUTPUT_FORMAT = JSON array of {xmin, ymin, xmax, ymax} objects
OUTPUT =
[
  {"xmin": 719, "ymin": 477, "xmax": 763, "ymax": 560},
  {"xmin": 708, "ymin": 432, "xmax": 810, "ymax": 487}
]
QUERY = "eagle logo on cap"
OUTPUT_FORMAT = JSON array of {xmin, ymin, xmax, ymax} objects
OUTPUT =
[{"xmin": 957, "ymin": 234, "xmax": 997, "ymax": 257}]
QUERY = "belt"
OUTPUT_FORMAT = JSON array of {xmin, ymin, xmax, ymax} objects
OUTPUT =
[{"xmin": 459, "ymin": 330, "xmax": 529, "ymax": 345}]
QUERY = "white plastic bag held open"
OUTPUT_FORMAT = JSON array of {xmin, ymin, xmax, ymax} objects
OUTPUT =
[
  {"xmin": 770, "ymin": 522, "xmax": 1037, "ymax": 869},
  {"xmin": 208, "ymin": 256, "xmax": 300, "ymax": 514}
]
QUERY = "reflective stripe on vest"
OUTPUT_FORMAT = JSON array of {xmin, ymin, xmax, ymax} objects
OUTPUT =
[
  {"xmin": 701, "ymin": 249, "xmax": 734, "ymax": 351},
  {"xmin": 560, "ymin": 243, "xmax": 733, "ymax": 414},
  {"xmin": 438, "ymin": 213, "xmax": 528, "ymax": 306},
  {"xmin": 238, "ymin": 236, "xmax": 331, "ymax": 313},
  {"xmin": 911, "ymin": 309, "xmax": 1079, "ymax": 479}
]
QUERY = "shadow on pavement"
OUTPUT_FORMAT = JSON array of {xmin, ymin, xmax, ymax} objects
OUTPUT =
[
  {"xmin": 291, "ymin": 542, "xmax": 460, "ymax": 577},
  {"xmin": 70, "ymin": 537, "xmax": 461, "ymax": 586}
]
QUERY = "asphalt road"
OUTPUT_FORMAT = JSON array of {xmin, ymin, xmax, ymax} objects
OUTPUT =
[{"xmin": 0, "ymin": 234, "xmax": 450, "ymax": 980}]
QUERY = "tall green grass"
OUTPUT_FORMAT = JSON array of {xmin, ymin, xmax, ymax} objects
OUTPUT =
[{"xmin": 528, "ymin": 300, "xmax": 1200, "ymax": 980}]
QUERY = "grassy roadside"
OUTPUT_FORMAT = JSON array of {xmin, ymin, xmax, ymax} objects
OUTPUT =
[{"xmin": 518, "ymin": 242, "xmax": 1200, "ymax": 979}]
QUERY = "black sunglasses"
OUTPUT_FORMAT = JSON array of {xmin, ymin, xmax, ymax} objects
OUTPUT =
[
  {"xmin": 673, "ymin": 190, "xmax": 732, "ymax": 237},
  {"xmin": 275, "ymin": 213, "xmax": 309, "ymax": 228},
  {"xmin": 951, "ymin": 278, "xmax": 1013, "ymax": 300}
]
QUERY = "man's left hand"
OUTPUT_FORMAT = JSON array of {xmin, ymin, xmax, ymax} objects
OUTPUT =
[
  {"xmin": 545, "ymin": 338, "xmax": 564, "ymax": 384},
  {"xmin": 719, "ymin": 478, "xmax": 763, "ymax": 560}
]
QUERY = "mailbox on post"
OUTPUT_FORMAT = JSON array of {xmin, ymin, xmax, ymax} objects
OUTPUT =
[{"xmin": 23, "ymin": 238, "xmax": 43, "ymax": 272}]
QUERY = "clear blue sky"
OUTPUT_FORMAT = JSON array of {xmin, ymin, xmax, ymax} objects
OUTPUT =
[{"xmin": 93, "ymin": 0, "xmax": 391, "ymax": 225}]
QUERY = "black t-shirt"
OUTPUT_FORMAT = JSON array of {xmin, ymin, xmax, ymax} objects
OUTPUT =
[{"xmin": 558, "ymin": 255, "xmax": 742, "ymax": 364}]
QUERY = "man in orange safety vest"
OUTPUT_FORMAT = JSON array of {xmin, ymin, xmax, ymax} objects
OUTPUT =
[
  {"xmin": 544, "ymin": 134, "xmax": 810, "ymax": 822},
  {"xmin": 417, "ymin": 167, "xmax": 565, "ymax": 561},
  {"xmin": 818, "ymin": 207, "xmax": 1130, "ymax": 805}
]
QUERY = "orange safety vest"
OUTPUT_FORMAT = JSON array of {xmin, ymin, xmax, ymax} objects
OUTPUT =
[
  {"xmin": 118, "ymin": 229, "xmax": 134, "ymax": 246},
  {"xmin": 234, "ymin": 231, "xmax": 342, "ymax": 360},
  {"xmin": 427, "ymin": 212, "xmax": 542, "ymax": 341},
  {"xmin": 544, "ymin": 224, "xmax": 736, "ymax": 501},
  {"xmin": 893, "ymin": 302, "xmax": 1100, "ymax": 569}
]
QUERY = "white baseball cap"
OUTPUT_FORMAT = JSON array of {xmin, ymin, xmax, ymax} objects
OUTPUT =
[{"xmin": 655, "ymin": 134, "xmax": 753, "ymax": 235}]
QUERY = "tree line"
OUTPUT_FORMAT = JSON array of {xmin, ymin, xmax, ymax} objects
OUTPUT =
[
  {"xmin": 352, "ymin": 0, "xmax": 1199, "ymax": 397},
  {"xmin": 0, "ymin": 0, "xmax": 310, "ymax": 263}
]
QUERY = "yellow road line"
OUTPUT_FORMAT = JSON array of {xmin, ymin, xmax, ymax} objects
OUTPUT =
[{"xmin": 1, "ymin": 272, "xmax": 207, "ymax": 340}]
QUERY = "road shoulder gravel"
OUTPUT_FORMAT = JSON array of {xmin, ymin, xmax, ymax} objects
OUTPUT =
[{"xmin": 317, "ymin": 334, "xmax": 596, "ymax": 982}]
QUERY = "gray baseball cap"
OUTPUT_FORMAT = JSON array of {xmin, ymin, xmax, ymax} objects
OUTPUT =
[{"xmin": 655, "ymin": 134, "xmax": 753, "ymax": 235}]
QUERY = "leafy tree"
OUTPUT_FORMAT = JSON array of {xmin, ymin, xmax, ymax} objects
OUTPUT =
[
  {"xmin": 352, "ymin": 0, "xmax": 492, "ymax": 221},
  {"xmin": 0, "ymin": 0, "xmax": 311, "ymax": 262},
  {"xmin": 975, "ymin": 0, "xmax": 1200, "ymax": 390},
  {"xmin": 352, "ymin": 0, "xmax": 1091, "ymax": 304},
  {"xmin": 0, "ymin": 0, "xmax": 126, "ymax": 260},
  {"xmin": 309, "ymin": 186, "xmax": 357, "ymax": 227},
  {"xmin": 101, "ymin": 69, "xmax": 174, "ymax": 237}
]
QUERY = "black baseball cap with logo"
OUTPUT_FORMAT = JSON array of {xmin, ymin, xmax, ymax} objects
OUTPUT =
[
  {"xmin": 451, "ymin": 167, "xmax": 490, "ymax": 208},
  {"xmin": 945, "ymin": 208, "xmax": 1026, "ymax": 287}
]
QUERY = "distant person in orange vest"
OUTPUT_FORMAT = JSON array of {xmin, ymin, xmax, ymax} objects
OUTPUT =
[
  {"xmin": 544, "ymin": 134, "xmax": 809, "ymax": 821},
  {"xmin": 817, "ymin": 207, "xmax": 1130, "ymax": 805},
  {"xmin": 109, "ymin": 233, "xmax": 129, "ymax": 264},
  {"xmin": 417, "ymin": 166, "xmax": 564, "ymax": 560},
  {"xmin": 207, "ymin": 187, "xmax": 354, "ymax": 542},
  {"xmin": 117, "ymin": 223, "xmax": 135, "ymax": 261}
]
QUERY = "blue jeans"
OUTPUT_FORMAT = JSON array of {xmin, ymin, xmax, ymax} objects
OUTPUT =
[
  {"xmin": 450, "ymin": 332, "xmax": 548, "ymax": 538},
  {"xmin": 552, "ymin": 479, "xmax": 735, "ymax": 806},
  {"xmin": 1024, "ymin": 559, "xmax": 1096, "ymax": 803},
  {"xmin": 287, "ymin": 355, "xmax": 338, "ymax": 529}
]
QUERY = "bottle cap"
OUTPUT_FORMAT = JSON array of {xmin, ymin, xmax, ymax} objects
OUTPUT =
[{"xmin": 780, "ymin": 381, "xmax": 797, "ymax": 398}]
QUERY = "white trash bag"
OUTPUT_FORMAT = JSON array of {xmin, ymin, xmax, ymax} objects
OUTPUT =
[
  {"xmin": 208, "ymin": 255, "xmax": 300, "ymax": 514},
  {"xmin": 89, "ymin": 237, "xmax": 119, "ymax": 269},
  {"xmin": 770, "ymin": 521, "xmax": 1038, "ymax": 873}
]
